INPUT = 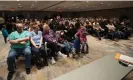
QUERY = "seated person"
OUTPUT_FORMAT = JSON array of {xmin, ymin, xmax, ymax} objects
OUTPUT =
[
  {"xmin": 61, "ymin": 24, "xmax": 76, "ymax": 42},
  {"xmin": 106, "ymin": 22, "xmax": 118, "ymax": 40},
  {"xmin": 7, "ymin": 22, "xmax": 31, "ymax": 80},
  {"xmin": 42, "ymin": 24, "xmax": 67, "ymax": 64},
  {"xmin": 120, "ymin": 22, "xmax": 131, "ymax": 39},
  {"xmin": 57, "ymin": 31, "xmax": 75, "ymax": 57},
  {"xmin": 99, "ymin": 19, "xmax": 108, "ymax": 36},
  {"xmin": 93, "ymin": 22, "xmax": 104, "ymax": 40},
  {"xmin": 86, "ymin": 21, "xmax": 94, "ymax": 35},
  {"xmin": 30, "ymin": 25, "xmax": 48, "ymax": 69}
]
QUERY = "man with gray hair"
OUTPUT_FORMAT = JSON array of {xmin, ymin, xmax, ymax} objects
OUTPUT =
[{"xmin": 7, "ymin": 22, "xmax": 31, "ymax": 80}]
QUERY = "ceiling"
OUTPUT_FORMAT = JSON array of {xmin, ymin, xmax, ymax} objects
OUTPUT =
[{"xmin": 0, "ymin": 1, "xmax": 133, "ymax": 11}]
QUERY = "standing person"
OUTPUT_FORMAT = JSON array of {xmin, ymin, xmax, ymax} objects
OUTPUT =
[
  {"xmin": 1, "ymin": 24, "xmax": 8, "ymax": 43},
  {"xmin": 7, "ymin": 22, "xmax": 31, "ymax": 80},
  {"xmin": 6, "ymin": 22, "xmax": 13, "ymax": 34},
  {"xmin": 75, "ymin": 19, "xmax": 80, "ymax": 31},
  {"xmin": 75, "ymin": 27, "xmax": 89, "ymax": 54}
]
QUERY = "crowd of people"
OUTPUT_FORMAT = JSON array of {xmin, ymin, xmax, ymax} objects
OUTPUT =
[{"xmin": 0, "ymin": 16, "xmax": 133, "ymax": 80}]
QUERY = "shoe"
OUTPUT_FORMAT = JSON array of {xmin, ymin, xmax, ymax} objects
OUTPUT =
[
  {"xmin": 36, "ymin": 63, "xmax": 42, "ymax": 70},
  {"xmin": 58, "ymin": 51, "xmax": 67, "ymax": 58},
  {"xmin": 69, "ymin": 54, "xmax": 73, "ymax": 58},
  {"xmin": 78, "ymin": 53, "xmax": 83, "ymax": 58},
  {"xmin": 54, "ymin": 56, "xmax": 58, "ymax": 61},
  {"xmin": 51, "ymin": 57, "xmax": 56, "ymax": 64},
  {"xmin": 7, "ymin": 71, "xmax": 15, "ymax": 80},
  {"xmin": 26, "ymin": 68, "xmax": 31, "ymax": 74},
  {"xmin": 44, "ymin": 62, "xmax": 48, "ymax": 66},
  {"xmin": 98, "ymin": 37, "xmax": 101, "ymax": 40}
]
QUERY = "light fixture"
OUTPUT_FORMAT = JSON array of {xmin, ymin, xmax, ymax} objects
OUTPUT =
[
  {"xmin": 108, "ymin": 4, "xmax": 110, "ymax": 5},
  {"xmin": 17, "ymin": 0, "xmax": 19, "ymax": 1},
  {"xmin": 31, "ymin": 7, "xmax": 32, "ymax": 8},
  {"xmin": 101, "ymin": 3, "xmax": 103, "ymax": 4},
  {"xmin": 86, "ymin": 1, "xmax": 89, "ymax": 2}
]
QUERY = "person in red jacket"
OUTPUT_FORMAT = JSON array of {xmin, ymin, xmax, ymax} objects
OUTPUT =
[{"xmin": 75, "ymin": 25, "xmax": 89, "ymax": 54}]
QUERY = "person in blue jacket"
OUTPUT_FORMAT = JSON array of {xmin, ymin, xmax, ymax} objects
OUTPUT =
[{"xmin": 1, "ymin": 25, "xmax": 8, "ymax": 43}]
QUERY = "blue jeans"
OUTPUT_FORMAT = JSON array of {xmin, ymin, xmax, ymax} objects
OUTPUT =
[
  {"xmin": 7, "ymin": 46, "xmax": 31, "ymax": 72},
  {"xmin": 74, "ymin": 38, "xmax": 80, "ymax": 53},
  {"xmin": 63, "ymin": 41, "xmax": 73, "ymax": 53}
]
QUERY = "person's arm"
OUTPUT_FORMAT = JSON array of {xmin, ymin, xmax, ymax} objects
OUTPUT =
[
  {"xmin": 75, "ymin": 31, "xmax": 80, "ymax": 38},
  {"xmin": 9, "ymin": 39, "xmax": 21, "ymax": 44},
  {"xmin": 8, "ymin": 32, "xmax": 28, "ymax": 44},
  {"xmin": 10, "ymin": 31, "xmax": 31, "ymax": 44},
  {"xmin": 9, "ymin": 37, "xmax": 30, "ymax": 44},
  {"xmin": 93, "ymin": 25, "xmax": 96, "ymax": 30},
  {"xmin": 99, "ymin": 25, "xmax": 103, "ymax": 30},
  {"xmin": 18, "ymin": 37, "xmax": 30, "ymax": 42},
  {"xmin": 39, "ymin": 36, "xmax": 43, "ymax": 47},
  {"xmin": 43, "ymin": 35, "xmax": 53, "ymax": 43},
  {"xmin": 30, "ymin": 37, "xmax": 39, "ymax": 48}
]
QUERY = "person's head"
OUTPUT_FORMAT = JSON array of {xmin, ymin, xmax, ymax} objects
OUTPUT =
[
  {"xmin": 33, "ymin": 24, "xmax": 39, "ymax": 33},
  {"xmin": 86, "ymin": 21, "xmax": 89, "ymax": 25},
  {"xmin": 2, "ymin": 24, "xmax": 6, "ymax": 28},
  {"xmin": 108, "ymin": 21, "xmax": 113, "ymax": 25},
  {"xmin": 69, "ymin": 24, "xmax": 74, "ymax": 29},
  {"xmin": 65, "ymin": 21, "xmax": 69, "ymax": 26},
  {"xmin": 43, "ymin": 24, "xmax": 50, "ymax": 34},
  {"xmin": 16, "ymin": 22, "xmax": 24, "ymax": 33}
]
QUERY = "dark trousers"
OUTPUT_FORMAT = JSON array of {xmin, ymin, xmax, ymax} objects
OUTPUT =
[
  {"xmin": 106, "ymin": 31, "xmax": 118, "ymax": 40},
  {"xmin": 4, "ymin": 36, "xmax": 8, "ymax": 43},
  {"xmin": 87, "ymin": 27, "xmax": 94, "ymax": 35},
  {"xmin": 74, "ymin": 38, "xmax": 80, "ymax": 53},
  {"xmin": 46, "ymin": 42, "xmax": 59, "ymax": 59},
  {"xmin": 123, "ymin": 31, "xmax": 131, "ymax": 39},
  {"xmin": 31, "ymin": 45, "xmax": 48, "ymax": 65}
]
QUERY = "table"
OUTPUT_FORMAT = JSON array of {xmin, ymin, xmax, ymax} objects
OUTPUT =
[{"xmin": 53, "ymin": 53, "xmax": 133, "ymax": 80}]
